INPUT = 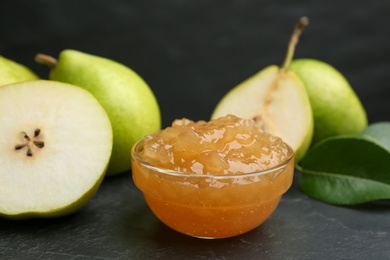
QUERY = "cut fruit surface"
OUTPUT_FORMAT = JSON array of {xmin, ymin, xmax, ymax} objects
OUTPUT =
[
  {"xmin": 211, "ymin": 66, "xmax": 313, "ymax": 162},
  {"xmin": 0, "ymin": 80, "xmax": 112, "ymax": 218}
]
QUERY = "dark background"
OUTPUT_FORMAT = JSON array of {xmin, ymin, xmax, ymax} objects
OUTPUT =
[
  {"xmin": 1, "ymin": 1, "xmax": 390, "ymax": 259},
  {"xmin": 1, "ymin": 1, "xmax": 389, "ymax": 127}
]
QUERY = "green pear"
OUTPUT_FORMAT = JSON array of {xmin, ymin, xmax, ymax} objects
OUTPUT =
[
  {"xmin": 36, "ymin": 50, "xmax": 161, "ymax": 176},
  {"xmin": 0, "ymin": 80, "xmax": 112, "ymax": 219},
  {"xmin": 212, "ymin": 17, "xmax": 313, "ymax": 162},
  {"xmin": 0, "ymin": 56, "xmax": 39, "ymax": 86},
  {"xmin": 289, "ymin": 59, "xmax": 367, "ymax": 145}
]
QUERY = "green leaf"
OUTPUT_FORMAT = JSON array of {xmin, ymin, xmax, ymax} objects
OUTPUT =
[
  {"xmin": 299, "ymin": 122, "xmax": 390, "ymax": 205},
  {"xmin": 360, "ymin": 122, "xmax": 390, "ymax": 152}
]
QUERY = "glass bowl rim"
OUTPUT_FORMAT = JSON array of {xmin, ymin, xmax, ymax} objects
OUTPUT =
[{"xmin": 131, "ymin": 139, "xmax": 295, "ymax": 180}]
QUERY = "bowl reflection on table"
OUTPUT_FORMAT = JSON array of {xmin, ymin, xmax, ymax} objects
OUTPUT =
[{"xmin": 131, "ymin": 140, "xmax": 295, "ymax": 239}]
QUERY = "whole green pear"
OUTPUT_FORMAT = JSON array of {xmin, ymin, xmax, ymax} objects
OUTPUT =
[
  {"xmin": 289, "ymin": 59, "xmax": 367, "ymax": 145},
  {"xmin": 0, "ymin": 56, "xmax": 39, "ymax": 86},
  {"xmin": 36, "ymin": 50, "xmax": 161, "ymax": 176}
]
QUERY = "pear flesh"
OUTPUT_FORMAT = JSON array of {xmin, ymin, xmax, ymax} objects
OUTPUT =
[
  {"xmin": 0, "ymin": 56, "xmax": 39, "ymax": 86},
  {"xmin": 0, "ymin": 80, "xmax": 113, "ymax": 219},
  {"xmin": 211, "ymin": 65, "xmax": 313, "ymax": 162},
  {"xmin": 289, "ymin": 59, "xmax": 368, "ymax": 145},
  {"xmin": 37, "ymin": 50, "xmax": 161, "ymax": 176}
]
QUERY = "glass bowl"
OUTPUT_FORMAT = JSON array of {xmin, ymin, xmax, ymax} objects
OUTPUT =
[{"xmin": 131, "ymin": 139, "xmax": 295, "ymax": 239}]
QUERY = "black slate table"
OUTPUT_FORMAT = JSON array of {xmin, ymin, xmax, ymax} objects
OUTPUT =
[
  {"xmin": 1, "ymin": 171, "xmax": 389, "ymax": 259},
  {"xmin": 1, "ymin": 1, "xmax": 390, "ymax": 259}
]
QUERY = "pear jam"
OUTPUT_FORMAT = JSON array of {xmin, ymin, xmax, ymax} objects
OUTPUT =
[{"xmin": 132, "ymin": 114, "xmax": 295, "ymax": 239}]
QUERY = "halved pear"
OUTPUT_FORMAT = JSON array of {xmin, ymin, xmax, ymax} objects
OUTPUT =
[
  {"xmin": 0, "ymin": 80, "xmax": 113, "ymax": 219},
  {"xmin": 211, "ymin": 17, "xmax": 313, "ymax": 162}
]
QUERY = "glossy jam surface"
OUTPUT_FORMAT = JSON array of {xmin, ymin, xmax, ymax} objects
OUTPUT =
[
  {"xmin": 140, "ymin": 115, "xmax": 291, "ymax": 175},
  {"xmin": 132, "ymin": 115, "xmax": 294, "ymax": 238}
]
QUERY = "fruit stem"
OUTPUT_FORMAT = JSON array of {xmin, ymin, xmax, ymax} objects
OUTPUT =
[
  {"xmin": 281, "ymin": 16, "xmax": 309, "ymax": 71},
  {"xmin": 34, "ymin": 53, "xmax": 58, "ymax": 69}
]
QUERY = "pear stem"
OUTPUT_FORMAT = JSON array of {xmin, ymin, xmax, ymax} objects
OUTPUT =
[
  {"xmin": 281, "ymin": 16, "xmax": 309, "ymax": 71},
  {"xmin": 34, "ymin": 53, "xmax": 58, "ymax": 69}
]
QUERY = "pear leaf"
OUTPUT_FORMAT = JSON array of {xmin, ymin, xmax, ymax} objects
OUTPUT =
[
  {"xmin": 360, "ymin": 122, "xmax": 390, "ymax": 152},
  {"xmin": 298, "ymin": 122, "xmax": 390, "ymax": 205}
]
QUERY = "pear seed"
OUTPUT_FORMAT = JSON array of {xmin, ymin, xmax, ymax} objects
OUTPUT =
[
  {"xmin": 22, "ymin": 132, "xmax": 30, "ymax": 141},
  {"xmin": 34, "ymin": 129, "xmax": 41, "ymax": 137},
  {"xmin": 34, "ymin": 141, "xmax": 44, "ymax": 148},
  {"xmin": 26, "ymin": 148, "xmax": 33, "ymax": 157},
  {"xmin": 15, "ymin": 144, "xmax": 25, "ymax": 150}
]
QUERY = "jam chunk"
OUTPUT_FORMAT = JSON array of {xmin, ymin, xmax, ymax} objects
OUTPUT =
[{"xmin": 140, "ymin": 114, "xmax": 290, "ymax": 175}]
